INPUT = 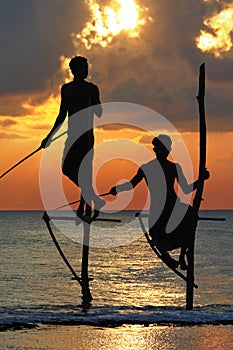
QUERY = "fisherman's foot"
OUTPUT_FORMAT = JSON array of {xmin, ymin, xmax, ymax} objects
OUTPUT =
[
  {"xmin": 82, "ymin": 214, "xmax": 92, "ymax": 224},
  {"xmin": 76, "ymin": 205, "xmax": 84, "ymax": 216},
  {"xmin": 76, "ymin": 214, "xmax": 92, "ymax": 225},
  {"xmin": 162, "ymin": 253, "xmax": 179, "ymax": 269},
  {"xmin": 92, "ymin": 210, "xmax": 99, "ymax": 220},
  {"xmin": 76, "ymin": 208, "xmax": 92, "ymax": 225}
]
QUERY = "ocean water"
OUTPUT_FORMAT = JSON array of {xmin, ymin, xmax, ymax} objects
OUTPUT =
[{"xmin": 0, "ymin": 210, "xmax": 232, "ymax": 332}]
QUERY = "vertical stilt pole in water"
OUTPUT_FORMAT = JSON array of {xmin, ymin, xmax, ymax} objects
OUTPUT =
[
  {"xmin": 186, "ymin": 63, "xmax": 206, "ymax": 310},
  {"xmin": 81, "ymin": 205, "xmax": 92, "ymax": 310},
  {"xmin": 186, "ymin": 230, "xmax": 195, "ymax": 310}
]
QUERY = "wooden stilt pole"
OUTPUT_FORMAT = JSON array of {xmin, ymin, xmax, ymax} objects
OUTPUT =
[
  {"xmin": 81, "ymin": 205, "xmax": 93, "ymax": 310},
  {"xmin": 186, "ymin": 63, "xmax": 206, "ymax": 310},
  {"xmin": 186, "ymin": 230, "xmax": 195, "ymax": 310}
]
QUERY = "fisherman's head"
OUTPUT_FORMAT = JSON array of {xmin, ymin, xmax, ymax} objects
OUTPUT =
[
  {"xmin": 69, "ymin": 56, "xmax": 88, "ymax": 80},
  {"xmin": 152, "ymin": 134, "xmax": 172, "ymax": 159}
]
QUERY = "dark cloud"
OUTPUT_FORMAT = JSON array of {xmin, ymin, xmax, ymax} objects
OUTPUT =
[
  {"xmin": 0, "ymin": 119, "xmax": 18, "ymax": 127},
  {"xmin": 207, "ymin": 87, "xmax": 233, "ymax": 117},
  {"xmin": 98, "ymin": 123, "xmax": 143, "ymax": 131},
  {"xmin": 0, "ymin": 0, "xmax": 88, "ymax": 95},
  {"xmin": 0, "ymin": 92, "xmax": 52, "ymax": 116},
  {"xmin": 0, "ymin": 95, "xmax": 29, "ymax": 116},
  {"xmin": 205, "ymin": 57, "xmax": 233, "ymax": 84},
  {"xmin": 90, "ymin": 0, "xmax": 233, "ymax": 131},
  {"xmin": 0, "ymin": 0, "xmax": 232, "ymax": 131}
]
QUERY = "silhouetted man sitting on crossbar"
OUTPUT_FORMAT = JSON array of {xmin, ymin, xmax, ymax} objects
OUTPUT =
[{"xmin": 110, "ymin": 135, "xmax": 209, "ymax": 270}]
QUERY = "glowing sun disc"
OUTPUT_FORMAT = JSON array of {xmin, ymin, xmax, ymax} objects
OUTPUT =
[{"xmin": 73, "ymin": 0, "xmax": 149, "ymax": 49}]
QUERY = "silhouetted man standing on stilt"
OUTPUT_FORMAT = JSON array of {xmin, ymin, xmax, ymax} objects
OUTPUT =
[{"xmin": 41, "ymin": 56, "xmax": 105, "ymax": 220}]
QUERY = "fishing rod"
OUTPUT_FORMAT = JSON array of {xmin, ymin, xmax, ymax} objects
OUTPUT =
[
  {"xmin": 55, "ymin": 191, "xmax": 112, "ymax": 210},
  {"xmin": 0, "ymin": 131, "xmax": 67, "ymax": 179}
]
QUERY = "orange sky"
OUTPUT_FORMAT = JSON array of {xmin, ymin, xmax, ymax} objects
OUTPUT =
[
  {"xmin": 1, "ymin": 1, "xmax": 233, "ymax": 210},
  {"xmin": 0, "ymin": 121, "xmax": 232, "ymax": 210}
]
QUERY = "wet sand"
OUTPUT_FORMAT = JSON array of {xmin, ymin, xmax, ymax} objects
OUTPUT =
[{"xmin": 1, "ymin": 324, "xmax": 233, "ymax": 350}]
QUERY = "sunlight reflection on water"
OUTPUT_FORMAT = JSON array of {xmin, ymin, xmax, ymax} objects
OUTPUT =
[{"xmin": 1, "ymin": 325, "xmax": 233, "ymax": 350}]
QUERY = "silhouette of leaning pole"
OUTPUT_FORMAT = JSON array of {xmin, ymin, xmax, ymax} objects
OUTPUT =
[{"xmin": 42, "ymin": 210, "xmax": 121, "ymax": 310}]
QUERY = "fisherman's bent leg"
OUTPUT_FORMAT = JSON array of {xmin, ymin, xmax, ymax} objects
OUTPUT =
[
  {"xmin": 78, "ymin": 148, "xmax": 106, "ymax": 216},
  {"xmin": 77, "ymin": 195, "xmax": 85, "ymax": 216},
  {"xmin": 62, "ymin": 145, "xmax": 80, "ymax": 187},
  {"xmin": 149, "ymin": 226, "xmax": 179, "ymax": 269}
]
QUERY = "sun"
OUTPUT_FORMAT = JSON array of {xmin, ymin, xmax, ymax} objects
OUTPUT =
[
  {"xmin": 72, "ymin": 0, "xmax": 150, "ymax": 49},
  {"xmin": 114, "ymin": 0, "xmax": 139, "ymax": 31}
]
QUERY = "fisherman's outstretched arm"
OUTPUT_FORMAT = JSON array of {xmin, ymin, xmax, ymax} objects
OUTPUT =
[{"xmin": 109, "ymin": 168, "xmax": 144, "ymax": 195}]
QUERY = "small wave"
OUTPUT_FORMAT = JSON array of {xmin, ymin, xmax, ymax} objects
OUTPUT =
[{"xmin": 1, "ymin": 304, "xmax": 233, "ymax": 331}]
